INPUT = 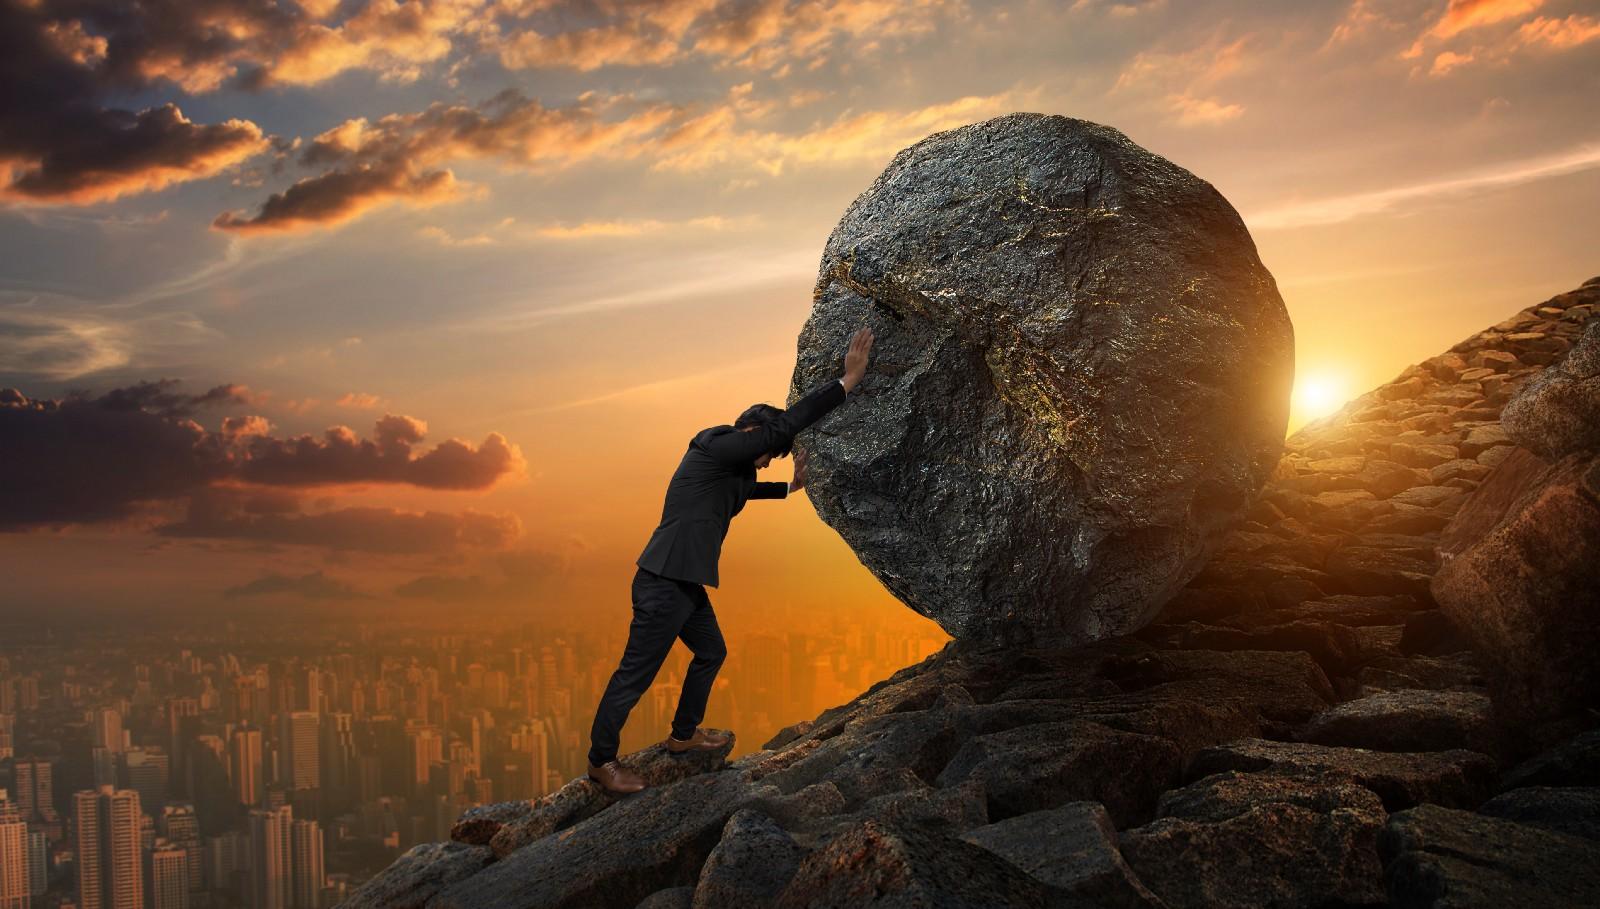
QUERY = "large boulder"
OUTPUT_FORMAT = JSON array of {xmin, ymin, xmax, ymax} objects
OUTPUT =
[
  {"xmin": 789, "ymin": 112, "xmax": 1294, "ymax": 646},
  {"xmin": 1430, "ymin": 442, "xmax": 1600, "ymax": 741},
  {"xmin": 1501, "ymin": 318, "xmax": 1600, "ymax": 458}
]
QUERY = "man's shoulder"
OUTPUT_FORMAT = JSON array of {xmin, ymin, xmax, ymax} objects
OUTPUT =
[{"xmin": 691, "ymin": 424, "xmax": 737, "ymax": 448}]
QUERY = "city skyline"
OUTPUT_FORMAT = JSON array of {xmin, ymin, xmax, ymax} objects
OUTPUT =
[{"xmin": 0, "ymin": 608, "xmax": 947, "ymax": 905}]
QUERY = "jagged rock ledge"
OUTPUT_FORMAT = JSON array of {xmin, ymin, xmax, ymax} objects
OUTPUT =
[{"xmin": 341, "ymin": 276, "xmax": 1600, "ymax": 909}]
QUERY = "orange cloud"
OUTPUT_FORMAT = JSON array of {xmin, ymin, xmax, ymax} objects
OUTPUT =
[
  {"xmin": 1404, "ymin": 0, "xmax": 1545, "ymax": 57},
  {"xmin": 1165, "ymin": 93, "xmax": 1244, "ymax": 126},
  {"xmin": 1411, "ymin": 8, "xmax": 1600, "ymax": 75},
  {"xmin": 1111, "ymin": 31, "xmax": 1253, "ymax": 127},
  {"xmin": 482, "ymin": 0, "xmax": 955, "ymax": 73},
  {"xmin": 337, "ymin": 392, "xmax": 383, "ymax": 409},
  {"xmin": 1430, "ymin": 49, "xmax": 1476, "ymax": 74},
  {"xmin": 1515, "ymin": 13, "xmax": 1600, "ymax": 49}
]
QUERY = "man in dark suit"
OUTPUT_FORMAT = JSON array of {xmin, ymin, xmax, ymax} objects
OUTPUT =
[{"xmin": 586, "ymin": 326, "xmax": 876, "ymax": 794}]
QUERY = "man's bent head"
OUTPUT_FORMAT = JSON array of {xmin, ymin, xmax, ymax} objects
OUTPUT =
[{"xmin": 735, "ymin": 402, "xmax": 789, "ymax": 468}]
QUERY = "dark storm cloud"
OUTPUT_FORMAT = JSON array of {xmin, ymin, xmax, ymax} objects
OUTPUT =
[
  {"xmin": 211, "ymin": 161, "xmax": 460, "ymax": 233},
  {"xmin": 212, "ymin": 88, "xmax": 684, "ymax": 232},
  {"xmin": 232, "ymin": 412, "xmax": 525, "ymax": 489},
  {"xmin": 0, "ymin": 379, "xmax": 526, "ymax": 537},
  {"xmin": 0, "ymin": 0, "xmax": 269, "ymax": 204},
  {"xmin": 224, "ymin": 569, "xmax": 370, "ymax": 599}
]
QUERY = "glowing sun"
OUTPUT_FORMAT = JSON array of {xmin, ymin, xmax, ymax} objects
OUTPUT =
[{"xmin": 1292, "ymin": 372, "xmax": 1352, "ymax": 422}]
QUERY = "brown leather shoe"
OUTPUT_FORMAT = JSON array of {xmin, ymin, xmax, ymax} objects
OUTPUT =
[
  {"xmin": 665, "ymin": 727, "xmax": 730, "ymax": 754},
  {"xmin": 586, "ymin": 759, "xmax": 645, "ymax": 794}
]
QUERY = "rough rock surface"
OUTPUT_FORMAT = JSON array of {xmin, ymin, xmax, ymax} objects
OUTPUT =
[
  {"xmin": 1294, "ymin": 689, "xmax": 1497, "ymax": 756},
  {"xmin": 788, "ymin": 112, "xmax": 1295, "ymax": 647},
  {"xmin": 1477, "ymin": 786, "xmax": 1600, "ymax": 842},
  {"xmin": 342, "ymin": 279, "xmax": 1600, "ymax": 909},
  {"xmin": 1431, "ymin": 371, "xmax": 1600, "ymax": 740},
  {"xmin": 958, "ymin": 802, "xmax": 1163, "ymax": 908},
  {"xmin": 1120, "ymin": 771, "xmax": 1387, "ymax": 908},
  {"xmin": 1500, "ymin": 317, "xmax": 1600, "ymax": 458},
  {"xmin": 1380, "ymin": 803, "xmax": 1600, "ymax": 907}
]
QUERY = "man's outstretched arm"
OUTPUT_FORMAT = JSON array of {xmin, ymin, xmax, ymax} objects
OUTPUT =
[{"xmin": 703, "ymin": 326, "xmax": 875, "ymax": 468}]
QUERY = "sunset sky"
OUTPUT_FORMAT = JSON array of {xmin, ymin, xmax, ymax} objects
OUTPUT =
[{"xmin": 2, "ymin": 0, "xmax": 1597, "ymax": 627}]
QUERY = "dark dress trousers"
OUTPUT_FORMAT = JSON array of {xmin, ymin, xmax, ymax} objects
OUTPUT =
[{"xmin": 587, "ymin": 378, "xmax": 848, "ymax": 767}]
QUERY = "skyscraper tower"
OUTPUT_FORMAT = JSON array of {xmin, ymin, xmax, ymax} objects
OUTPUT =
[
  {"xmin": 0, "ymin": 790, "xmax": 27, "ymax": 909},
  {"xmin": 318, "ymin": 713, "xmax": 354, "ymax": 811},
  {"xmin": 93, "ymin": 708, "xmax": 126, "ymax": 754},
  {"xmin": 13, "ymin": 757, "xmax": 52, "ymax": 824},
  {"xmin": 160, "ymin": 805, "xmax": 203, "ymax": 895},
  {"xmin": 279, "ymin": 713, "xmax": 320, "ymax": 794},
  {"xmin": 247, "ymin": 805, "xmax": 292, "ymax": 909},
  {"xmin": 231, "ymin": 727, "xmax": 264, "ymax": 809},
  {"xmin": 24, "ymin": 829, "xmax": 46, "ymax": 899},
  {"xmin": 146, "ymin": 840, "xmax": 189, "ymax": 909},
  {"xmin": 75, "ymin": 785, "xmax": 144, "ymax": 909},
  {"xmin": 290, "ymin": 819, "xmax": 324, "ymax": 909},
  {"xmin": 119, "ymin": 749, "xmax": 169, "ymax": 821}
]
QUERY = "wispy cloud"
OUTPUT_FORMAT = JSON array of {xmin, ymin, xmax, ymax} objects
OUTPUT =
[
  {"xmin": 1244, "ymin": 141, "xmax": 1600, "ymax": 230},
  {"xmin": 514, "ymin": 354, "xmax": 781, "ymax": 416},
  {"xmin": 449, "ymin": 247, "xmax": 816, "ymax": 335}
]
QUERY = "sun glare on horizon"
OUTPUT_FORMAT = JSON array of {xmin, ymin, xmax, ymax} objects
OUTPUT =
[{"xmin": 1290, "ymin": 371, "xmax": 1353, "ymax": 432}]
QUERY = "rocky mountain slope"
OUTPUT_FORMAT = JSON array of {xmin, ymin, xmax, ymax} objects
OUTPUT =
[{"xmin": 341, "ymin": 276, "xmax": 1600, "ymax": 909}]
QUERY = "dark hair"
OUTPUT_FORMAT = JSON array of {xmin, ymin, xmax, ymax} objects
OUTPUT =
[{"xmin": 733, "ymin": 403, "xmax": 791, "ymax": 457}]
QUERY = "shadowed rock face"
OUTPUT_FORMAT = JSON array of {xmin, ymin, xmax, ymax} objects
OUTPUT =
[{"xmin": 789, "ymin": 112, "xmax": 1295, "ymax": 647}]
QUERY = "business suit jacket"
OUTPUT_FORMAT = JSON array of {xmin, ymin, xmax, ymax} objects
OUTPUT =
[{"xmin": 635, "ymin": 378, "xmax": 849, "ymax": 588}]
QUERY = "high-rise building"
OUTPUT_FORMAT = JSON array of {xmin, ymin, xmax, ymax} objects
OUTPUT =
[
  {"xmin": 0, "ymin": 714, "xmax": 13, "ymax": 760},
  {"xmin": 318, "ymin": 714, "xmax": 354, "ymax": 807},
  {"xmin": 298, "ymin": 668, "xmax": 322, "ymax": 714},
  {"xmin": 407, "ymin": 727, "xmax": 441, "ymax": 797},
  {"xmin": 146, "ymin": 840, "xmax": 189, "ymax": 909},
  {"xmin": 75, "ymin": 785, "xmax": 144, "ymax": 909},
  {"xmin": 93, "ymin": 708, "xmax": 126, "ymax": 753},
  {"xmin": 231, "ymin": 727, "xmax": 264, "ymax": 808},
  {"xmin": 290, "ymin": 820, "xmax": 324, "ymax": 909},
  {"xmin": 160, "ymin": 805, "xmax": 203, "ymax": 895},
  {"xmin": 119, "ymin": 749, "xmax": 170, "ymax": 821},
  {"xmin": 15, "ymin": 677, "xmax": 38, "ymax": 711},
  {"xmin": 247, "ymin": 805, "xmax": 292, "ymax": 909},
  {"xmin": 279, "ymin": 713, "xmax": 320, "ymax": 793},
  {"xmin": 165, "ymin": 699, "xmax": 200, "ymax": 800},
  {"xmin": 25, "ymin": 829, "xmax": 46, "ymax": 898},
  {"xmin": 203, "ymin": 830, "xmax": 249, "ymax": 899},
  {"xmin": 0, "ymin": 790, "xmax": 27, "ymax": 909},
  {"xmin": 13, "ymin": 757, "xmax": 53, "ymax": 824},
  {"xmin": 188, "ymin": 737, "xmax": 232, "ymax": 835}
]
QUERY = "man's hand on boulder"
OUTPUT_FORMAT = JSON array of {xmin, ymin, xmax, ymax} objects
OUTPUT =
[
  {"xmin": 788, "ymin": 446, "xmax": 809, "ymax": 494},
  {"xmin": 842, "ymin": 325, "xmax": 875, "ymax": 393}
]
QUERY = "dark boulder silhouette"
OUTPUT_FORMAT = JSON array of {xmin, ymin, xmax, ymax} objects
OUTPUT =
[{"xmin": 788, "ymin": 112, "xmax": 1294, "ymax": 647}]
